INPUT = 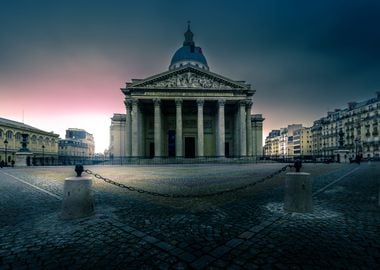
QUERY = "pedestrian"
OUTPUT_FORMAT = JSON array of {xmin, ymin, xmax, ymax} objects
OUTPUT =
[
  {"xmin": 356, "ymin": 154, "xmax": 362, "ymax": 165},
  {"xmin": 11, "ymin": 160, "xmax": 15, "ymax": 167},
  {"xmin": 0, "ymin": 160, "xmax": 4, "ymax": 168}
]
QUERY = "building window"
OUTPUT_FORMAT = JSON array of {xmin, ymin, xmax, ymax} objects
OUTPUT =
[
  {"xmin": 15, "ymin": 133, "xmax": 22, "ymax": 141},
  {"xmin": 0, "ymin": 129, "xmax": 3, "ymax": 138},
  {"xmin": 6, "ymin": 130, "xmax": 13, "ymax": 139}
]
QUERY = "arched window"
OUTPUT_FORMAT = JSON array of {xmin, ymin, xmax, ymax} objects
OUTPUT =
[
  {"xmin": 38, "ymin": 136, "xmax": 44, "ymax": 144},
  {"xmin": 15, "ymin": 132, "xmax": 22, "ymax": 141},
  {"xmin": 31, "ymin": 135, "xmax": 37, "ymax": 144},
  {"xmin": 0, "ymin": 129, "xmax": 3, "ymax": 138},
  {"xmin": 6, "ymin": 130, "xmax": 13, "ymax": 139}
]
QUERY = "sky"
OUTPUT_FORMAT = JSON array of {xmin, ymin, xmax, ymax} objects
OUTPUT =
[{"xmin": 1, "ymin": 0, "xmax": 380, "ymax": 152}]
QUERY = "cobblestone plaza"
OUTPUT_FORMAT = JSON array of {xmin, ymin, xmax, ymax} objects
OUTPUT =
[{"xmin": 1, "ymin": 163, "xmax": 379, "ymax": 269}]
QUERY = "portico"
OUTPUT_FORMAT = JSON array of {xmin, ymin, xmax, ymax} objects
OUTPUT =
[
  {"xmin": 115, "ymin": 25, "xmax": 263, "ymax": 160},
  {"xmin": 122, "ymin": 96, "xmax": 254, "ymax": 158}
]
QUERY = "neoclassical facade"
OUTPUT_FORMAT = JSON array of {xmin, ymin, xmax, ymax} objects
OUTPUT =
[
  {"xmin": 114, "ymin": 26, "xmax": 264, "ymax": 159},
  {"xmin": 0, "ymin": 117, "xmax": 59, "ymax": 165}
]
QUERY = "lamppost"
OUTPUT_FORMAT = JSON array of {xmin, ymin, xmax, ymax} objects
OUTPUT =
[
  {"xmin": 354, "ymin": 137, "xmax": 360, "ymax": 159},
  {"xmin": 4, "ymin": 139, "xmax": 8, "ymax": 167},
  {"xmin": 42, "ymin": 145, "xmax": 45, "ymax": 166}
]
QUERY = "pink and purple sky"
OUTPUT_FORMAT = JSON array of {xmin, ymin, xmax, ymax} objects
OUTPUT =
[{"xmin": 1, "ymin": 0, "xmax": 380, "ymax": 152}]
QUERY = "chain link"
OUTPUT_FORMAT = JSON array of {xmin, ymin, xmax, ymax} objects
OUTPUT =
[{"xmin": 84, "ymin": 165, "xmax": 290, "ymax": 199}]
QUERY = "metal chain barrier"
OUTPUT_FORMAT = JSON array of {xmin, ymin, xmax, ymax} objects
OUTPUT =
[{"xmin": 84, "ymin": 165, "xmax": 290, "ymax": 199}]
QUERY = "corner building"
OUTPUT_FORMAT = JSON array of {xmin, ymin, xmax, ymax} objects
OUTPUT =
[{"xmin": 121, "ymin": 26, "xmax": 263, "ymax": 159}]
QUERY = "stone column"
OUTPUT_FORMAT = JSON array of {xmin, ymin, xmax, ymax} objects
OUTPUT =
[
  {"xmin": 197, "ymin": 98, "xmax": 204, "ymax": 157},
  {"xmin": 239, "ymin": 100, "xmax": 247, "ymax": 157},
  {"xmin": 124, "ymin": 99, "xmax": 132, "ymax": 157},
  {"xmin": 234, "ymin": 106, "xmax": 240, "ymax": 156},
  {"xmin": 154, "ymin": 98, "xmax": 162, "ymax": 157},
  {"xmin": 131, "ymin": 99, "xmax": 139, "ymax": 157},
  {"xmin": 217, "ymin": 99, "xmax": 226, "ymax": 157},
  {"xmin": 138, "ymin": 106, "xmax": 144, "ymax": 157},
  {"xmin": 246, "ymin": 101, "xmax": 253, "ymax": 157},
  {"xmin": 175, "ymin": 98, "xmax": 183, "ymax": 157}
]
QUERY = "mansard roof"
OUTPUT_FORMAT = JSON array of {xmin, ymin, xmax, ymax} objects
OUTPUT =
[{"xmin": 0, "ymin": 117, "xmax": 59, "ymax": 137}]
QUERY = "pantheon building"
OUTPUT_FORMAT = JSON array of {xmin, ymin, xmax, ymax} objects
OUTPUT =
[{"xmin": 110, "ymin": 25, "xmax": 264, "ymax": 160}]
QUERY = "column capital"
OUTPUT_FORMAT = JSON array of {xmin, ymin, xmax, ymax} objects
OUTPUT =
[
  {"xmin": 238, "ymin": 100, "xmax": 246, "ymax": 106},
  {"xmin": 246, "ymin": 100, "xmax": 253, "ymax": 107},
  {"xmin": 132, "ymin": 99, "xmax": 139, "ymax": 106},
  {"xmin": 218, "ymin": 99, "xmax": 226, "ymax": 107},
  {"xmin": 124, "ymin": 99, "xmax": 132, "ymax": 109},
  {"xmin": 197, "ymin": 98, "xmax": 204, "ymax": 107},
  {"xmin": 175, "ymin": 98, "xmax": 183, "ymax": 106},
  {"xmin": 153, "ymin": 98, "xmax": 161, "ymax": 106}
]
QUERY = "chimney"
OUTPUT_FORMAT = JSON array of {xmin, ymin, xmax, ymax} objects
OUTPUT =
[{"xmin": 348, "ymin": 102, "xmax": 357, "ymax": 110}]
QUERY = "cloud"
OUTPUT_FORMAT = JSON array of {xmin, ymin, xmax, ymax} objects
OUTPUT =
[{"xmin": 1, "ymin": 0, "xmax": 380, "ymax": 150}]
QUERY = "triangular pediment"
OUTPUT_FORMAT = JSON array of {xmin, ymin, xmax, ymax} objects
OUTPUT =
[{"xmin": 127, "ymin": 65, "xmax": 249, "ymax": 90}]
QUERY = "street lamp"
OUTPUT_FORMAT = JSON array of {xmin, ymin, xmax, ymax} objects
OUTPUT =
[
  {"xmin": 4, "ymin": 139, "xmax": 8, "ymax": 167},
  {"xmin": 354, "ymin": 137, "xmax": 360, "ymax": 157},
  {"xmin": 42, "ymin": 145, "xmax": 45, "ymax": 166}
]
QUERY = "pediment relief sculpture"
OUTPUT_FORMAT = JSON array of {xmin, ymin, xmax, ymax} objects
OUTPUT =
[{"xmin": 137, "ymin": 71, "xmax": 243, "ymax": 89}]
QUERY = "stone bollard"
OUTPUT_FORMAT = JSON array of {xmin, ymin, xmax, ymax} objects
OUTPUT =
[
  {"xmin": 284, "ymin": 172, "xmax": 313, "ymax": 213},
  {"xmin": 61, "ymin": 166, "xmax": 94, "ymax": 219}
]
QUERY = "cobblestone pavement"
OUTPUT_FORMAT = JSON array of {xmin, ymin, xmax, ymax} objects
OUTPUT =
[{"xmin": 0, "ymin": 163, "xmax": 379, "ymax": 269}]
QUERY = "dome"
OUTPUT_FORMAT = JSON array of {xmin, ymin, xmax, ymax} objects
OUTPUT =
[
  {"xmin": 169, "ymin": 24, "xmax": 209, "ymax": 71},
  {"xmin": 170, "ymin": 46, "xmax": 209, "ymax": 70}
]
